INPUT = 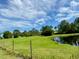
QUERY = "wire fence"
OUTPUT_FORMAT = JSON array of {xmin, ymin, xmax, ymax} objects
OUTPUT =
[{"xmin": 0, "ymin": 39, "xmax": 79, "ymax": 59}]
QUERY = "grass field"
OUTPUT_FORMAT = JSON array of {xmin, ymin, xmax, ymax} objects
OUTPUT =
[
  {"xmin": 0, "ymin": 34, "xmax": 79, "ymax": 59},
  {"xmin": 0, "ymin": 49, "xmax": 22, "ymax": 59}
]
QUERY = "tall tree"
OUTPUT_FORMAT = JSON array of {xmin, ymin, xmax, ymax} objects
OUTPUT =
[
  {"xmin": 67, "ymin": 23, "xmax": 77, "ymax": 33},
  {"xmin": 28, "ymin": 28, "xmax": 40, "ymax": 36},
  {"xmin": 13, "ymin": 30, "xmax": 21, "ymax": 38},
  {"xmin": 3, "ymin": 31, "xmax": 12, "ymax": 38},
  {"xmin": 74, "ymin": 17, "xmax": 79, "ymax": 32},
  {"xmin": 21, "ymin": 31, "xmax": 27, "ymax": 37},
  {"xmin": 41, "ymin": 25, "xmax": 53, "ymax": 36},
  {"xmin": 58, "ymin": 20, "xmax": 70, "ymax": 34}
]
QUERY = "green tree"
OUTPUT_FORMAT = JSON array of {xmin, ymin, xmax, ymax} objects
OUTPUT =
[
  {"xmin": 3, "ymin": 31, "xmax": 12, "ymax": 39},
  {"xmin": 58, "ymin": 20, "xmax": 70, "ymax": 34},
  {"xmin": 74, "ymin": 17, "xmax": 79, "ymax": 32},
  {"xmin": 21, "ymin": 31, "xmax": 28, "ymax": 37},
  {"xmin": 41, "ymin": 26, "xmax": 53, "ymax": 36},
  {"xmin": 67, "ymin": 23, "xmax": 77, "ymax": 33},
  {"xmin": 28, "ymin": 28, "xmax": 40, "ymax": 36},
  {"xmin": 13, "ymin": 30, "xmax": 21, "ymax": 38}
]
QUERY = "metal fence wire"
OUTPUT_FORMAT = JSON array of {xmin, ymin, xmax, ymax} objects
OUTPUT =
[{"xmin": 0, "ymin": 39, "xmax": 79, "ymax": 59}]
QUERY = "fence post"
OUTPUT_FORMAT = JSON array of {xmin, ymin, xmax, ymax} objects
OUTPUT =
[
  {"xmin": 30, "ymin": 40, "xmax": 32, "ymax": 59},
  {"xmin": 12, "ymin": 39, "xmax": 14, "ymax": 52}
]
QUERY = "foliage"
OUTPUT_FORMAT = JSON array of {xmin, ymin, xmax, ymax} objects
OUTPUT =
[
  {"xmin": 41, "ymin": 26, "xmax": 53, "ymax": 36},
  {"xmin": 74, "ymin": 17, "xmax": 79, "ymax": 32},
  {"xmin": 21, "ymin": 28, "xmax": 40, "ymax": 37},
  {"xmin": 58, "ymin": 20, "xmax": 70, "ymax": 34},
  {"xmin": 28, "ymin": 28, "xmax": 40, "ymax": 36},
  {"xmin": 13, "ymin": 30, "xmax": 21, "ymax": 38},
  {"xmin": 2, "ymin": 17, "xmax": 79, "ymax": 38},
  {"xmin": 67, "ymin": 23, "xmax": 77, "ymax": 33},
  {"xmin": 21, "ymin": 31, "xmax": 28, "ymax": 37},
  {"xmin": 3, "ymin": 31, "xmax": 12, "ymax": 38},
  {"xmin": 57, "ymin": 18, "xmax": 79, "ymax": 33}
]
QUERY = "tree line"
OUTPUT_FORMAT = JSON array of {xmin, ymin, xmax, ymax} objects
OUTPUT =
[
  {"xmin": 57, "ymin": 17, "xmax": 79, "ymax": 34},
  {"xmin": 1, "ymin": 17, "xmax": 79, "ymax": 39},
  {"xmin": 2, "ymin": 26, "xmax": 54, "ymax": 39}
]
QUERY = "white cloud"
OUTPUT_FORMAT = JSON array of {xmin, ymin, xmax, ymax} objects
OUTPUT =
[
  {"xmin": 35, "ymin": 18, "xmax": 45, "ymax": 25},
  {"xmin": 55, "ymin": 15, "xmax": 73, "ymax": 22},
  {"xmin": 0, "ymin": 0, "xmax": 79, "ymax": 28},
  {"xmin": 0, "ymin": 0, "xmax": 62, "ymax": 22},
  {"xmin": 0, "ymin": 18, "xmax": 10, "ymax": 22},
  {"xmin": 55, "ymin": 0, "xmax": 79, "ymax": 22},
  {"xmin": 59, "ymin": 7, "xmax": 73, "ymax": 13},
  {"xmin": 12, "ymin": 21, "xmax": 32, "ymax": 27},
  {"xmin": 0, "ymin": 0, "xmax": 53, "ymax": 19},
  {"xmin": 70, "ymin": 0, "xmax": 79, "ymax": 7},
  {"xmin": 0, "ymin": 18, "xmax": 32, "ymax": 28},
  {"xmin": 71, "ymin": 11, "xmax": 79, "ymax": 17},
  {"xmin": 0, "ymin": 0, "xmax": 58, "ymax": 29}
]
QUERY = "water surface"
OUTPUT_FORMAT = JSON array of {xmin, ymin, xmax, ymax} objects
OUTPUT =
[{"xmin": 53, "ymin": 35, "xmax": 79, "ymax": 46}]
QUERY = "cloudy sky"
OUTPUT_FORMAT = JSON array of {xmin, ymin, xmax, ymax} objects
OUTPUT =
[{"xmin": 0, "ymin": 0, "xmax": 79, "ymax": 32}]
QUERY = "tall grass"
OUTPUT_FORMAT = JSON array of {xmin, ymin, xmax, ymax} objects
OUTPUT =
[{"xmin": 0, "ymin": 36, "xmax": 79, "ymax": 59}]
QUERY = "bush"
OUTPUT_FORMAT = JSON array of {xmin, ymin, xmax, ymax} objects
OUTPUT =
[
  {"xmin": 3, "ymin": 31, "xmax": 12, "ymax": 39},
  {"xmin": 28, "ymin": 28, "xmax": 40, "ymax": 36},
  {"xmin": 41, "ymin": 26, "xmax": 53, "ymax": 36},
  {"xmin": 13, "ymin": 30, "xmax": 21, "ymax": 38}
]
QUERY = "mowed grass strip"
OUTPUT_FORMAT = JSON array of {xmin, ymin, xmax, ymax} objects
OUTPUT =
[{"xmin": 0, "ymin": 36, "xmax": 79, "ymax": 59}]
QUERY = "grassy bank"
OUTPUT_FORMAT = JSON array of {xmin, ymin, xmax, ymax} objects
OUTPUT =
[
  {"xmin": 53, "ymin": 33, "xmax": 79, "ymax": 37},
  {"xmin": 0, "ymin": 49, "xmax": 21, "ymax": 59},
  {"xmin": 0, "ymin": 35, "xmax": 79, "ymax": 59}
]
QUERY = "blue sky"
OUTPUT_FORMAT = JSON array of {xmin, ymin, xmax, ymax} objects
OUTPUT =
[{"xmin": 0, "ymin": 0, "xmax": 79, "ymax": 32}]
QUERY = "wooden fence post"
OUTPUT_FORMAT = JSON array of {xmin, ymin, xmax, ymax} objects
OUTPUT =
[
  {"xmin": 30, "ymin": 40, "xmax": 32, "ymax": 59},
  {"xmin": 12, "ymin": 39, "xmax": 14, "ymax": 52}
]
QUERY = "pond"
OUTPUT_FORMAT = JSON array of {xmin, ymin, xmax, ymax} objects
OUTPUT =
[{"xmin": 53, "ymin": 35, "xmax": 79, "ymax": 46}]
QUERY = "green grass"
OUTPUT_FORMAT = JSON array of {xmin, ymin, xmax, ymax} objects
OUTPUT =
[
  {"xmin": 0, "ymin": 35, "xmax": 79, "ymax": 59},
  {"xmin": 0, "ymin": 49, "xmax": 21, "ymax": 59},
  {"xmin": 53, "ymin": 33, "xmax": 79, "ymax": 37}
]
